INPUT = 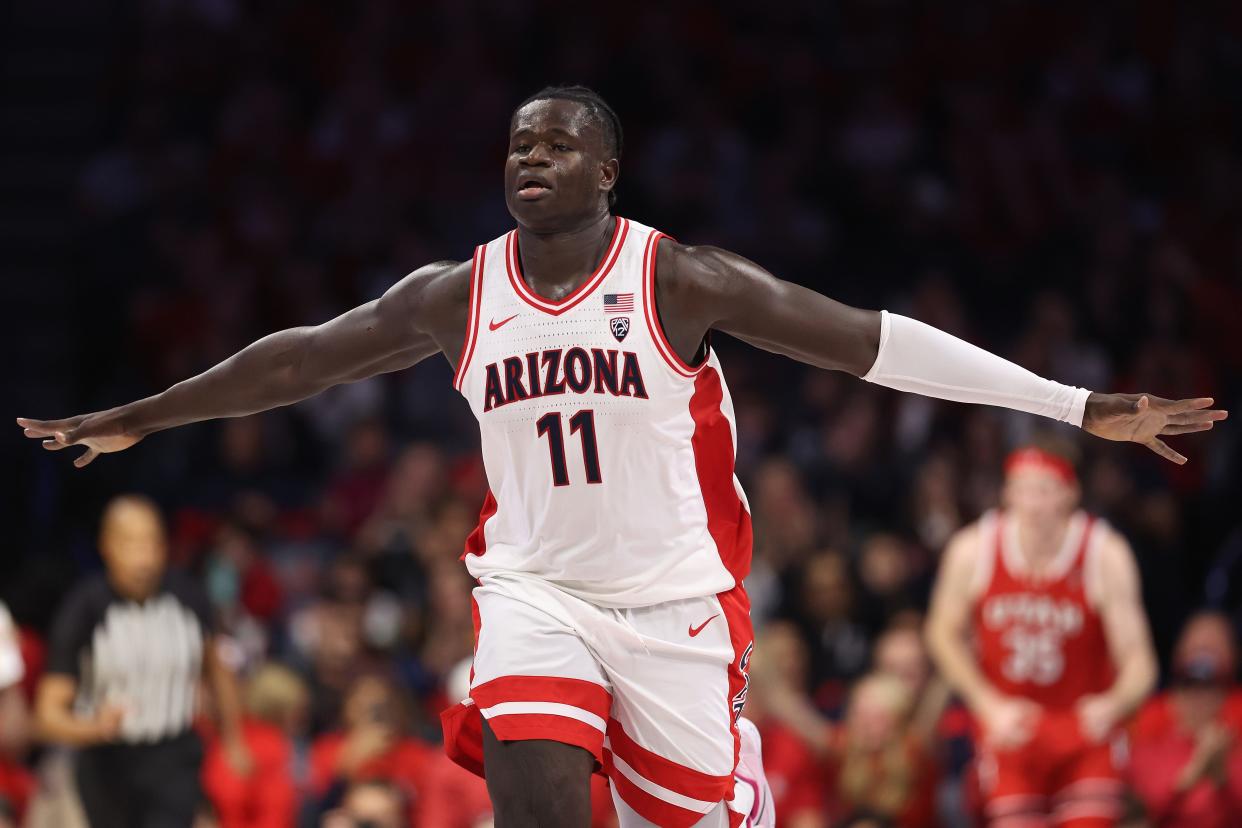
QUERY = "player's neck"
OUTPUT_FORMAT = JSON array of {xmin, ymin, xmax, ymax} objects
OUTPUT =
[
  {"xmin": 515, "ymin": 213, "xmax": 615, "ymax": 301},
  {"xmin": 1012, "ymin": 513, "xmax": 1072, "ymax": 563}
]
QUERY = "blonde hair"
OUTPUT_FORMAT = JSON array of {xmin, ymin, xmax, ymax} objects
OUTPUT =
[{"xmin": 245, "ymin": 663, "xmax": 309, "ymax": 726}]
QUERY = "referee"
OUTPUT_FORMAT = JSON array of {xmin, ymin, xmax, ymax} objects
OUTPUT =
[{"xmin": 35, "ymin": 495, "xmax": 249, "ymax": 827}]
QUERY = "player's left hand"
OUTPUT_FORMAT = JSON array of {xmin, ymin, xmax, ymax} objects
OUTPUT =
[
  {"xmin": 1082, "ymin": 393, "xmax": 1227, "ymax": 464},
  {"xmin": 1075, "ymin": 693, "xmax": 1122, "ymax": 743}
]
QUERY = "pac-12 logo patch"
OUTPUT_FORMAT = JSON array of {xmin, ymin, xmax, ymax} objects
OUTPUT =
[{"xmin": 609, "ymin": 317, "xmax": 630, "ymax": 342}]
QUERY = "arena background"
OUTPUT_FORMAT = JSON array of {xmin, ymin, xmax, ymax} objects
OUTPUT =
[{"xmin": 5, "ymin": 1, "xmax": 1242, "ymax": 826}]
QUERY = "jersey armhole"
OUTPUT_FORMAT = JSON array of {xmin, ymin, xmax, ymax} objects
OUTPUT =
[
  {"xmin": 452, "ymin": 245, "xmax": 487, "ymax": 391},
  {"xmin": 1083, "ymin": 517, "xmax": 1106, "ymax": 609},
  {"xmin": 642, "ymin": 232, "xmax": 709, "ymax": 378},
  {"xmin": 968, "ymin": 511, "xmax": 998, "ymax": 599}
]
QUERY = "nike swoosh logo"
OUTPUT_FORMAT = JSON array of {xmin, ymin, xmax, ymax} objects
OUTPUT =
[
  {"xmin": 489, "ymin": 314, "xmax": 519, "ymax": 331},
  {"xmin": 688, "ymin": 614, "xmax": 719, "ymax": 637}
]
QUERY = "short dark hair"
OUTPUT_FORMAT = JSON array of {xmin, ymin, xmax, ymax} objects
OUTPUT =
[{"xmin": 513, "ymin": 85, "xmax": 623, "ymax": 208}]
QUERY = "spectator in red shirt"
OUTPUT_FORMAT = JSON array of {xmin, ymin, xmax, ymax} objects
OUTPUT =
[
  {"xmin": 201, "ymin": 662, "xmax": 308, "ymax": 828},
  {"xmin": 747, "ymin": 621, "xmax": 832, "ymax": 828},
  {"xmin": 309, "ymin": 671, "xmax": 434, "ymax": 821},
  {"xmin": 418, "ymin": 658, "xmax": 496, "ymax": 828},
  {"xmin": 1128, "ymin": 611, "xmax": 1242, "ymax": 828}
]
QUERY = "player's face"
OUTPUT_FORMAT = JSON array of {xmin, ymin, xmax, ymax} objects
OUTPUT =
[
  {"xmin": 101, "ymin": 503, "xmax": 167, "ymax": 601},
  {"xmin": 1003, "ymin": 466, "xmax": 1078, "ymax": 525},
  {"xmin": 505, "ymin": 99, "xmax": 617, "ymax": 231}
]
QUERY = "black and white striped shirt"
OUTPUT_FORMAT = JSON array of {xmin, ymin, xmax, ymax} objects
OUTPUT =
[{"xmin": 47, "ymin": 572, "xmax": 213, "ymax": 744}]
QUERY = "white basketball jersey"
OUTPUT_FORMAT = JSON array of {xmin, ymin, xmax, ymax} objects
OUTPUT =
[{"xmin": 453, "ymin": 217, "xmax": 752, "ymax": 607}]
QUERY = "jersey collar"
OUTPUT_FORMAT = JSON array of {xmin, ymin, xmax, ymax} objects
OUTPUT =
[{"xmin": 505, "ymin": 216, "xmax": 629, "ymax": 316}]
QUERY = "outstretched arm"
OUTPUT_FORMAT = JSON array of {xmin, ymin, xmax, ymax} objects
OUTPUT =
[
  {"xmin": 658, "ymin": 241, "xmax": 1227, "ymax": 463},
  {"xmin": 18, "ymin": 260, "xmax": 469, "ymax": 467}
]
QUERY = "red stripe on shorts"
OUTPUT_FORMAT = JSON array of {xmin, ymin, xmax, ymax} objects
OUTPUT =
[
  {"xmin": 486, "ymin": 713, "xmax": 606, "ymax": 763},
  {"xmin": 471, "ymin": 675, "xmax": 612, "ymax": 721},
  {"xmin": 603, "ymin": 750, "xmax": 713, "ymax": 828},
  {"xmin": 719, "ymin": 583, "xmax": 753, "ymax": 792},
  {"xmin": 606, "ymin": 719, "xmax": 732, "ymax": 802}
]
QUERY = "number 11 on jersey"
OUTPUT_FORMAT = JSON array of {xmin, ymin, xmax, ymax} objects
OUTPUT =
[{"xmin": 536, "ymin": 410, "xmax": 602, "ymax": 486}]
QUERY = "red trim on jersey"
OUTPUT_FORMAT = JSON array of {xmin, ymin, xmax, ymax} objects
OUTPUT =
[
  {"xmin": 642, "ymin": 231, "xmax": 708, "ymax": 377},
  {"xmin": 1072, "ymin": 514, "xmax": 1095, "ymax": 574},
  {"xmin": 603, "ymin": 752, "xmax": 712, "ymax": 828},
  {"xmin": 452, "ymin": 245, "xmax": 487, "ymax": 391},
  {"xmin": 688, "ymin": 368, "xmax": 752, "ymax": 583},
  {"xmin": 505, "ymin": 217, "xmax": 628, "ymax": 315},
  {"xmin": 605, "ymin": 719, "xmax": 732, "ymax": 802},
  {"xmin": 461, "ymin": 489, "xmax": 497, "ymax": 560},
  {"xmin": 719, "ymin": 584, "xmax": 753, "ymax": 790},
  {"xmin": 994, "ymin": 512, "xmax": 1096, "ymax": 584},
  {"xmin": 468, "ymin": 595, "xmax": 481, "ymax": 683},
  {"xmin": 471, "ymin": 675, "xmax": 612, "ymax": 721}
]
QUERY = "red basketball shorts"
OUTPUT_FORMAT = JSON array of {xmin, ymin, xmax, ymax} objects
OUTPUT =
[{"xmin": 975, "ymin": 709, "xmax": 1123, "ymax": 827}]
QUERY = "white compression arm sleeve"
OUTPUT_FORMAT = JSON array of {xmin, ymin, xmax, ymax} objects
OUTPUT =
[{"xmin": 861, "ymin": 311, "xmax": 1092, "ymax": 427}]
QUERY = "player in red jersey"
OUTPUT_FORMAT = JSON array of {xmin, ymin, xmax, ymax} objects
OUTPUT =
[
  {"xmin": 19, "ymin": 85, "xmax": 1223, "ymax": 827},
  {"xmin": 927, "ymin": 442, "xmax": 1158, "ymax": 827}
]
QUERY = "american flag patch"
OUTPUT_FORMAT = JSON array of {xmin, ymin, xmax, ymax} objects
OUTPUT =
[{"xmin": 604, "ymin": 293, "xmax": 634, "ymax": 313}]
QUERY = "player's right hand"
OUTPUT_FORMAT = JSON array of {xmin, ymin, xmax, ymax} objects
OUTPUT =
[
  {"xmin": 91, "ymin": 704, "xmax": 125, "ymax": 743},
  {"xmin": 980, "ymin": 695, "xmax": 1041, "ymax": 749},
  {"xmin": 16, "ymin": 410, "xmax": 144, "ymax": 468}
]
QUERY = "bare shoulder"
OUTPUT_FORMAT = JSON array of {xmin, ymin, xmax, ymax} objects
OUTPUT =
[
  {"xmin": 935, "ymin": 521, "xmax": 986, "ymax": 589},
  {"xmin": 1092, "ymin": 520, "xmax": 1139, "ymax": 574},
  {"xmin": 654, "ymin": 238, "xmax": 756, "ymax": 300},
  {"xmin": 653, "ymin": 238, "xmax": 768, "ymax": 339},
  {"xmin": 376, "ymin": 259, "xmax": 469, "ymax": 336},
  {"xmin": 943, "ymin": 521, "xmax": 983, "ymax": 565},
  {"xmin": 387, "ymin": 260, "xmax": 470, "ymax": 315},
  {"xmin": 929, "ymin": 521, "xmax": 984, "ymax": 620}
]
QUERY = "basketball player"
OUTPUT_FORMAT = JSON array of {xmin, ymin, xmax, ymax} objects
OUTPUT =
[
  {"xmin": 18, "ymin": 86, "xmax": 1223, "ymax": 827},
  {"xmin": 926, "ymin": 443, "xmax": 1158, "ymax": 827}
]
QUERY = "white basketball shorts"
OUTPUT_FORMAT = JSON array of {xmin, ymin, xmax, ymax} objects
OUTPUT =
[{"xmin": 441, "ymin": 573, "xmax": 755, "ymax": 827}]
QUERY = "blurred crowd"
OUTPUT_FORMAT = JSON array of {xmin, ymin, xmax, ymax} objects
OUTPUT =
[{"xmin": 7, "ymin": 0, "xmax": 1242, "ymax": 826}]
